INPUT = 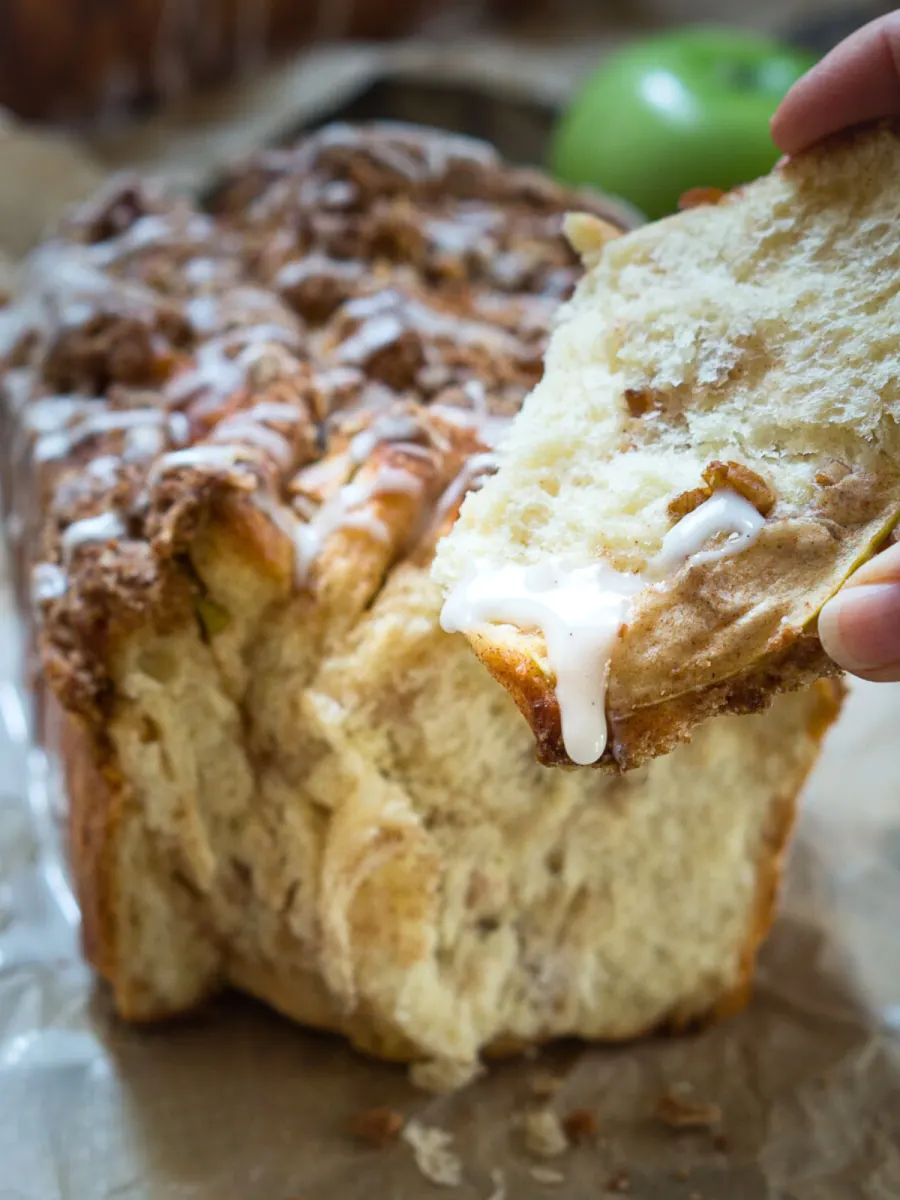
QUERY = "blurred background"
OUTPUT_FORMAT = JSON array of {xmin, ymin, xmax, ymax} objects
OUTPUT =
[
  {"xmin": 0, "ymin": 0, "xmax": 895, "ymax": 258},
  {"xmin": 0, "ymin": 0, "xmax": 892, "ymax": 128}
]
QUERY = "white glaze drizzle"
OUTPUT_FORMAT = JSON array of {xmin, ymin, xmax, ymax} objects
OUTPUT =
[
  {"xmin": 23, "ymin": 395, "xmax": 94, "ymax": 434},
  {"xmin": 209, "ymin": 416, "xmax": 293, "ymax": 468},
  {"xmin": 295, "ymin": 467, "xmax": 424, "ymax": 579},
  {"xmin": 337, "ymin": 314, "xmax": 406, "ymax": 365},
  {"xmin": 462, "ymin": 379, "xmax": 488, "ymax": 415},
  {"xmin": 32, "ymin": 562, "xmax": 68, "ymax": 603},
  {"xmin": 652, "ymin": 489, "xmax": 765, "ymax": 573},
  {"xmin": 167, "ymin": 411, "xmax": 191, "ymax": 445},
  {"xmin": 442, "ymin": 562, "xmax": 643, "ymax": 766},
  {"xmin": 3, "ymin": 368, "xmax": 36, "ymax": 413},
  {"xmin": 204, "ymin": 400, "xmax": 307, "ymax": 470},
  {"xmin": 32, "ymin": 406, "xmax": 192, "ymax": 466},
  {"xmin": 290, "ymin": 454, "xmax": 349, "ymax": 496},
  {"xmin": 165, "ymin": 323, "xmax": 300, "ymax": 407},
  {"xmin": 336, "ymin": 289, "xmax": 520, "ymax": 359},
  {"xmin": 428, "ymin": 452, "xmax": 498, "ymax": 539},
  {"xmin": 147, "ymin": 443, "xmax": 248, "ymax": 486},
  {"xmin": 88, "ymin": 213, "xmax": 215, "ymax": 267},
  {"xmin": 123, "ymin": 422, "xmax": 166, "ymax": 462},
  {"xmin": 35, "ymin": 408, "xmax": 167, "ymax": 463},
  {"xmin": 239, "ymin": 401, "xmax": 305, "ymax": 425},
  {"xmin": 254, "ymin": 465, "xmax": 425, "ymax": 585},
  {"xmin": 440, "ymin": 489, "xmax": 767, "ymax": 765},
  {"xmin": 348, "ymin": 413, "xmax": 427, "ymax": 464},
  {"xmin": 429, "ymin": 402, "xmax": 512, "ymax": 450},
  {"xmin": 60, "ymin": 511, "xmax": 127, "ymax": 566}
]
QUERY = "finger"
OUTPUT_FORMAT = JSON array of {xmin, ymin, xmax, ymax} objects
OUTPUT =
[
  {"xmin": 819, "ymin": 539, "xmax": 900, "ymax": 676},
  {"xmin": 771, "ymin": 12, "xmax": 900, "ymax": 155}
]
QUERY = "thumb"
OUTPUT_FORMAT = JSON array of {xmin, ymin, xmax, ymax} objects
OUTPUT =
[{"xmin": 818, "ymin": 539, "xmax": 900, "ymax": 681}]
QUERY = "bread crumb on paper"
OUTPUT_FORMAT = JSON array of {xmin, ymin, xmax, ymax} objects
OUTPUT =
[
  {"xmin": 523, "ymin": 1109, "xmax": 568, "ymax": 1158},
  {"xmin": 529, "ymin": 1166, "xmax": 565, "ymax": 1186},
  {"xmin": 402, "ymin": 1120, "xmax": 463, "ymax": 1188},
  {"xmin": 528, "ymin": 1072, "xmax": 564, "ymax": 1099},
  {"xmin": 409, "ymin": 1057, "xmax": 483, "ymax": 1094},
  {"xmin": 486, "ymin": 1167, "xmax": 506, "ymax": 1200},
  {"xmin": 562, "ymin": 1108, "xmax": 597, "ymax": 1143},
  {"xmin": 656, "ymin": 1085, "xmax": 722, "ymax": 1129},
  {"xmin": 563, "ymin": 211, "xmax": 621, "ymax": 259},
  {"xmin": 606, "ymin": 1169, "xmax": 631, "ymax": 1193},
  {"xmin": 350, "ymin": 1106, "xmax": 404, "ymax": 1146}
]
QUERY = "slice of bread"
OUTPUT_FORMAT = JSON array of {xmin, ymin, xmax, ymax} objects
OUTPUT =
[{"xmin": 433, "ymin": 123, "xmax": 900, "ymax": 770}]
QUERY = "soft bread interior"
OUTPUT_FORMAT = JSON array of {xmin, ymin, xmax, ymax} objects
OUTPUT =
[{"xmin": 90, "ymin": 534, "xmax": 840, "ymax": 1062}]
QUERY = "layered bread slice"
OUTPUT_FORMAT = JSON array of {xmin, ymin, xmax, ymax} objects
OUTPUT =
[{"xmin": 434, "ymin": 123, "xmax": 900, "ymax": 770}]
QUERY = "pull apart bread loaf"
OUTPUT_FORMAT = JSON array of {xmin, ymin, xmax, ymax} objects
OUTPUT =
[
  {"xmin": 0, "ymin": 124, "xmax": 840, "ymax": 1073},
  {"xmin": 435, "ymin": 122, "xmax": 900, "ymax": 771}
]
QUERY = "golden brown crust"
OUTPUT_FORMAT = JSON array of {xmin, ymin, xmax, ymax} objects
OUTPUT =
[
  {"xmin": 57, "ymin": 697, "xmax": 121, "ymax": 985},
  {"xmin": 707, "ymin": 676, "xmax": 845, "ymax": 1022},
  {"xmin": 469, "ymin": 624, "xmax": 842, "ymax": 773}
]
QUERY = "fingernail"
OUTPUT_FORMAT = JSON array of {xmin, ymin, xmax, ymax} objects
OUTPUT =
[{"xmin": 819, "ymin": 583, "xmax": 900, "ymax": 672}]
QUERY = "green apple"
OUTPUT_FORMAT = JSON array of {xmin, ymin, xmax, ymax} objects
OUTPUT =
[{"xmin": 550, "ymin": 29, "xmax": 816, "ymax": 220}]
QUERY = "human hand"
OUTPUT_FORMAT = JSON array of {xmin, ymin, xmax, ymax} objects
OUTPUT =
[
  {"xmin": 771, "ymin": 10, "xmax": 900, "ymax": 154},
  {"xmin": 769, "ymin": 14, "xmax": 900, "ymax": 680}
]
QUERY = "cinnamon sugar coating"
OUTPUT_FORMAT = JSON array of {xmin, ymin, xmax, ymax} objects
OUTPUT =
[{"xmin": 1, "ymin": 123, "xmax": 622, "ymax": 724}]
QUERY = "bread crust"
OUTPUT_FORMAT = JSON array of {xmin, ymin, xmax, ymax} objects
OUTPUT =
[
  {"xmin": 58, "ymin": 698, "xmax": 121, "ymax": 987},
  {"xmin": 471, "ymin": 627, "xmax": 844, "ymax": 772},
  {"xmin": 706, "ymin": 676, "xmax": 845, "ymax": 1022}
]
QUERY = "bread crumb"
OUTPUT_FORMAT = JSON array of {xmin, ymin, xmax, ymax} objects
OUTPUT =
[
  {"xmin": 562, "ymin": 1108, "xmax": 597, "ymax": 1143},
  {"xmin": 624, "ymin": 385, "xmax": 662, "ymax": 418},
  {"xmin": 402, "ymin": 1120, "xmax": 463, "ymax": 1187},
  {"xmin": 563, "ymin": 212, "xmax": 620, "ymax": 258},
  {"xmin": 711, "ymin": 1131, "xmax": 731, "ymax": 1153},
  {"xmin": 528, "ymin": 1072, "xmax": 563, "ymax": 1098},
  {"xmin": 606, "ymin": 1169, "xmax": 631, "ymax": 1192},
  {"xmin": 350, "ymin": 1106, "xmax": 404, "ymax": 1146},
  {"xmin": 815, "ymin": 460, "xmax": 851, "ymax": 487},
  {"xmin": 672, "ymin": 1165, "xmax": 691, "ymax": 1181},
  {"xmin": 656, "ymin": 1087, "xmax": 721, "ymax": 1129},
  {"xmin": 523, "ymin": 1109, "xmax": 568, "ymax": 1158},
  {"xmin": 410, "ymin": 1057, "xmax": 483, "ymax": 1094},
  {"xmin": 689, "ymin": 1192, "xmax": 703, "ymax": 1200},
  {"xmin": 529, "ymin": 1166, "xmax": 565, "ymax": 1185},
  {"xmin": 486, "ymin": 1167, "xmax": 506, "ymax": 1200}
]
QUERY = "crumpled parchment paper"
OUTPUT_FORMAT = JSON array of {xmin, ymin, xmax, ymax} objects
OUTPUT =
[{"xmin": 2, "ymin": 16, "xmax": 900, "ymax": 1198}]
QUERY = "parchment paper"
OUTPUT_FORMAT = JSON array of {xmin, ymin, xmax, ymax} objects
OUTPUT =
[{"xmin": 3, "ymin": 14, "xmax": 900, "ymax": 1198}]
